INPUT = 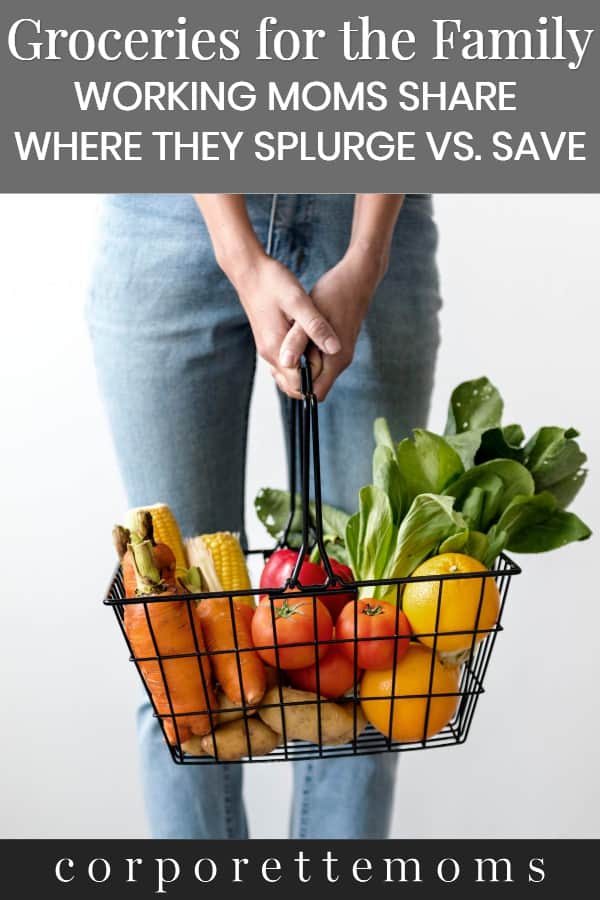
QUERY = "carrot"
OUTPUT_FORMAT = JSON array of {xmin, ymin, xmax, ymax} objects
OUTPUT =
[
  {"xmin": 195, "ymin": 594, "xmax": 267, "ymax": 708},
  {"xmin": 125, "ymin": 541, "xmax": 217, "ymax": 745}
]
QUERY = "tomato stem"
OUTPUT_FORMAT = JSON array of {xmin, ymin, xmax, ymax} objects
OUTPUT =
[
  {"xmin": 361, "ymin": 602, "xmax": 384, "ymax": 616},
  {"xmin": 275, "ymin": 596, "xmax": 309, "ymax": 619}
]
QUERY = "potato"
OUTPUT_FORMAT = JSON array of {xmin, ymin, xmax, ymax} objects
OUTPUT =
[
  {"xmin": 258, "ymin": 687, "xmax": 367, "ymax": 746},
  {"xmin": 181, "ymin": 735, "xmax": 206, "ymax": 756},
  {"xmin": 213, "ymin": 689, "xmax": 258, "ymax": 726},
  {"xmin": 199, "ymin": 718, "xmax": 280, "ymax": 761}
]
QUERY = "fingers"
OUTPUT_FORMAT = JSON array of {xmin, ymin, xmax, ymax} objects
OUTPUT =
[
  {"xmin": 311, "ymin": 348, "xmax": 353, "ymax": 402},
  {"xmin": 270, "ymin": 349, "xmax": 324, "ymax": 400},
  {"xmin": 278, "ymin": 321, "xmax": 309, "ymax": 370},
  {"xmin": 281, "ymin": 292, "xmax": 341, "ymax": 365}
]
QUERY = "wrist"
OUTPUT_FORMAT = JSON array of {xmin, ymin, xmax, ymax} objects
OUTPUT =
[
  {"xmin": 345, "ymin": 238, "xmax": 390, "ymax": 285},
  {"xmin": 215, "ymin": 236, "xmax": 267, "ymax": 288}
]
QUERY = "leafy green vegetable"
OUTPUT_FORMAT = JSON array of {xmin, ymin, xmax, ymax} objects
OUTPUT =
[
  {"xmin": 523, "ymin": 426, "xmax": 587, "ymax": 506},
  {"xmin": 372, "ymin": 445, "xmax": 406, "ymax": 523},
  {"xmin": 346, "ymin": 486, "xmax": 396, "ymax": 596},
  {"xmin": 487, "ymin": 491, "xmax": 591, "ymax": 556},
  {"xmin": 257, "ymin": 374, "xmax": 592, "ymax": 584},
  {"xmin": 383, "ymin": 494, "xmax": 466, "ymax": 588},
  {"xmin": 445, "ymin": 377, "xmax": 503, "ymax": 435},
  {"xmin": 446, "ymin": 459, "xmax": 535, "ymax": 532},
  {"xmin": 396, "ymin": 429, "xmax": 463, "ymax": 507},
  {"xmin": 347, "ymin": 489, "xmax": 467, "ymax": 599},
  {"xmin": 254, "ymin": 488, "xmax": 349, "ymax": 551},
  {"xmin": 445, "ymin": 429, "xmax": 485, "ymax": 469},
  {"xmin": 475, "ymin": 425, "xmax": 525, "ymax": 464},
  {"xmin": 373, "ymin": 417, "xmax": 395, "ymax": 451}
]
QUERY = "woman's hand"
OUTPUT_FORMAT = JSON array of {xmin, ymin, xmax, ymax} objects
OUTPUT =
[
  {"xmin": 278, "ymin": 244, "xmax": 388, "ymax": 400},
  {"xmin": 193, "ymin": 194, "xmax": 341, "ymax": 398},
  {"xmin": 225, "ymin": 249, "xmax": 341, "ymax": 397}
]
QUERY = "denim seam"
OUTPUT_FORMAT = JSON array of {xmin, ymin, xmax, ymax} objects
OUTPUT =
[
  {"xmin": 223, "ymin": 765, "xmax": 235, "ymax": 838},
  {"xmin": 297, "ymin": 761, "xmax": 315, "ymax": 839}
]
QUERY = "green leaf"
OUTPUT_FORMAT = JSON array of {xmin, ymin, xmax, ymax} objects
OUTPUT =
[
  {"xmin": 255, "ymin": 488, "xmax": 303, "ymax": 543},
  {"xmin": 461, "ymin": 486, "xmax": 486, "ymax": 530},
  {"xmin": 374, "ymin": 417, "xmax": 395, "ymax": 451},
  {"xmin": 412, "ymin": 429, "xmax": 464, "ymax": 492},
  {"xmin": 324, "ymin": 543, "xmax": 350, "ymax": 567},
  {"xmin": 445, "ymin": 430, "xmax": 485, "ymax": 469},
  {"xmin": 445, "ymin": 377, "xmax": 504, "ymax": 435},
  {"xmin": 487, "ymin": 491, "xmax": 592, "ymax": 554},
  {"xmin": 396, "ymin": 429, "xmax": 464, "ymax": 507},
  {"xmin": 319, "ymin": 502, "xmax": 351, "ymax": 544},
  {"xmin": 503, "ymin": 424, "xmax": 526, "ymax": 447},
  {"xmin": 446, "ymin": 459, "xmax": 535, "ymax": 531},
  {"xmin": 347, "ymin": 485, "xmax": 396, "ymax": 595},
  {"xmin": 345, "ymin": 511, "xmax": 361, "ymax": 578},
  {"xmin": 373, "ymin": 445, "xmax": 406, "ymax": 523},
  {"xmin": 438, "ymin": 529, "xmax": 470, "ymax": 554},
  {"xmin": 523, "ymin": 426, "xmax": 587, "ymax": 506},
  {"xmin": 464, "ymin": 530, "xmax": 492, "ymax": 565},
  {"xmin": 378, "ymin": 494, "xmax": 466, "ymax": 598},
  {"xmin": 254, "ymin": 488, "xmax": 349, "ymax": 549},
  {"xmin": 475, "ymin": 425, "xmax": 525, "ymax": 464}
]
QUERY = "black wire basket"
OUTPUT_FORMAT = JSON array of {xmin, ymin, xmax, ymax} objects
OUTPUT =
[{"xmin": 104, "ymin": 361, "xmax": 521, "ymax": 764}]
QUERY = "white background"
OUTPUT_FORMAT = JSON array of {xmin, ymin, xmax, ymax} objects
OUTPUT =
[{"xmin": 1, "ymin": 194, "xmax": 598, "ymax": 839}]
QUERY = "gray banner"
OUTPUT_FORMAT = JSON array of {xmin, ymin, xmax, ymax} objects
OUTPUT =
[{"xmin": 1, "ymin": 0, "xmax": 598, "ymax": 191}]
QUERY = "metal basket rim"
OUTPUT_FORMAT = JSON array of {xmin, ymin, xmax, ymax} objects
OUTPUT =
[{"xmin": 103, "ymin": 549, "xmax": 521, "ymax": 606}]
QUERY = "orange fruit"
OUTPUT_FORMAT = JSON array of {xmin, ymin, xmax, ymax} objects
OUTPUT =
[
  {"xmin": 402, "ymin": 553, "xmax": 500, "ymax": 653},
  {"xmin": 360, "ymin": 644, "xmax": 459, "ymax": 742}
]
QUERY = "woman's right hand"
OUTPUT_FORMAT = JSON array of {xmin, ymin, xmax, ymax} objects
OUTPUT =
[{"xmin": 224, "ymin": 249, "xmax": 340, "ymax": 398}]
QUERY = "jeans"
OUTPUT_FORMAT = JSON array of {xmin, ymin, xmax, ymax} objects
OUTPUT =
[{"xmin": 86, "ymin": 193, "xmax": 441, "ymax": 839}]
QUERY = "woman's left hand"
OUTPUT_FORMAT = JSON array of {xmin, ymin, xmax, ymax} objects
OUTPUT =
[{"xmin": 276, "ymin": 245, "xmax": 388, "ymax": 400}]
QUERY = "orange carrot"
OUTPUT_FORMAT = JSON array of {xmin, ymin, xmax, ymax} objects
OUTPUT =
[
  {"xmin": 125, "ymin": 541, "xmax": 217, "ymax": 745},
  {"xmin": 195, "ymin": 596, "xmax": 266, "ymax": 708}
]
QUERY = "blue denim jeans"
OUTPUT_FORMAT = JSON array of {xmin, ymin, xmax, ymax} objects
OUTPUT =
[{"xmin": 86, "ymin": 193, "xmax": 441, "ymax": 839}]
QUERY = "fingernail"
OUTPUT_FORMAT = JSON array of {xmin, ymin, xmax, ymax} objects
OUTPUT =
[
  {"xmin": 280, "ymin": 351, "xmax": 296, "ymax": 368},
  {"xmin": 324, "ymin": 337, "xmax": 341, "ymax": 354}
]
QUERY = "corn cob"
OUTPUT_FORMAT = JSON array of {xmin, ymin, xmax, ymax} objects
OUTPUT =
[
  {"xmin": 126, "ymin": 503, "xmax": 187, "ymax": 569},
  {"xmin": 185, "ymin": 532, "xmax": 254, "ymax": 608}
]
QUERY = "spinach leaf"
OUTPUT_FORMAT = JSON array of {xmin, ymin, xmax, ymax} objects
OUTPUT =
[
  {"xmin": 523, "ymin": 427, "xmax": 587, "ymax": 506},
  {"xmin": 380, "ymin": 494, "xmax": 466, "ymax": 595},
  {"xmin": 396, "ymin": 429, "xmax": 464, "ymax": 506},
  {"xmin": 487, "ymin": 491, "xmax": 591, "ymax": 554},
  {"xmin": 373, "ymin": 444, "xmax": 406, "ymax": 523},
  {"xmin": 255, "ymin": 488, "xmax": 303, "ymax": 545},
  {"xmin": 373, "ymin": 416, "xmax": 395, "ymax": 451},
  {"xmin": 254, "ymin": 488, "xmax": 349, "ymax": 549},
  {"xmin": 445, "ymin": 377, "xmax": 504, "ymax": 435},
  {"xmin": 346, "ymin": 485, "xmax": 396, "ymax": 596},
  {"xmin": 446, "ymin": 459, "xmax": 535, "ymax": 531},
  {"xmin": 445, "ymin": 429, "xmax": 485, "ymax": 469},
  {"xmin": 475, "ymin": 425, "xmax": 525, "ymax": 464}
]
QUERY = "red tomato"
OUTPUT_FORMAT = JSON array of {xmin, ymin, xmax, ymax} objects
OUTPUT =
[
  {"xmin": 251, "ymin": 592, "xmax": 333, "ymax": 669},
  {"xmin": 259, "ymin": 550, "xmax": 356, "ymax": 622},
  {"xmin": 336, "ymin": 599, "xmax": 411, "ymax": 670},
  {"xmin": 323, "ymin": 559, "xmax": 357, "ymax": 621},
  {"xmin": 259, "ymin": 548, "xmax": 324, "ymax": 591},
  {"xmin": 288, "ymin": 640, "xmax": 361, "ymax": 698}
]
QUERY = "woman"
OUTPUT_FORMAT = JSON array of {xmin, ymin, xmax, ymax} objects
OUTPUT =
[{"xmin": 87, "ymin": 193, "xmax": 441, "ymax": 839}]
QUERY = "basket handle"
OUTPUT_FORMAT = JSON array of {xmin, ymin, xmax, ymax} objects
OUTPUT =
[{"xmin": 283, "ymin": 355, "xmax": 338, "ymax": 588}]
